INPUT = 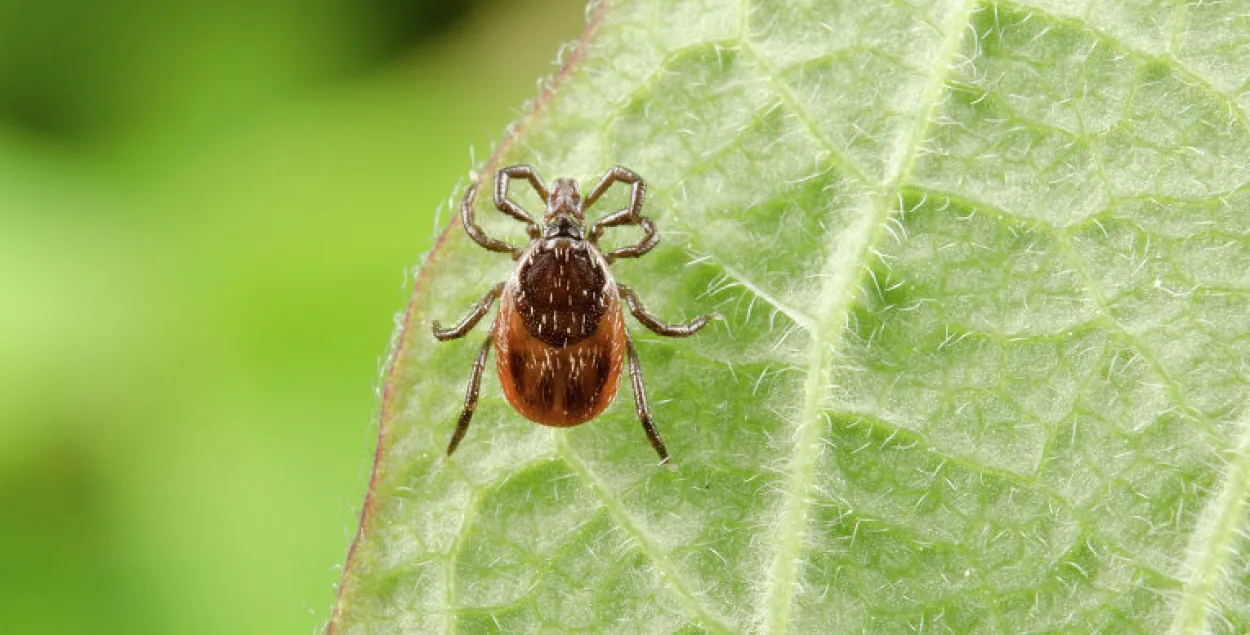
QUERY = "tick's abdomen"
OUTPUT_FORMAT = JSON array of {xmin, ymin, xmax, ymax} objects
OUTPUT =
[{"xmin": 494, "ymin": 241, "xmax": 625, "ymax": 427}]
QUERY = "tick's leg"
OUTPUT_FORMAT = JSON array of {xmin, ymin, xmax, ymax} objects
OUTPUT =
[
  {"xmin": 433, "ymin": 282, "xmax": 505, "ymax": 341},
  {"xmin": 587, "ymin": 166, "xmax": 645, "ymax": 242},
  {"xmin": 585, "ymin": 165, "xmax": 645, "ymax": 213},
  {"xmin": 620, "ymin": 284, "xmax": 721, "ymax": 337},
  {"xmin": 602, "ymin": 217, "xmax": 658, "ymax": 263},
  {"xmin": 461, "ymin": 181, "xmax": 523, "ymax": 259},
  {"xmin": 625, "ymin": 331, "xmax": 669, "ymax": 463},
  {"xmin": 585, "ymin": 166, "xmax": 658, "ymax": 262},
  {"xmin": 447, "ymin": 335, "xmax": 493, "ymax": 457},
  {"xmin": 495, "ymin": 165, "xmax": 546, "ymax": 240}
]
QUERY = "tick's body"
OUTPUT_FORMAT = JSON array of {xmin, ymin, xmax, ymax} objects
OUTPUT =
[
  {"xmin": 432, "ymin": 165, "xmax": 717, "ymax": 463},
  {"xmin": 496, "ymin": 238, "xmax": 623, "ymax": 426}
]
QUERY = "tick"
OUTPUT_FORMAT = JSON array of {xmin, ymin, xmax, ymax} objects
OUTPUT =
[{"xmin": 432, "ymin": 165, "xmax": 719, "ymax": 463}]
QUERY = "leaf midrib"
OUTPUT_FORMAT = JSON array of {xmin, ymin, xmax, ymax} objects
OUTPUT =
[{"xmin": 757, "ymin": 1, "xmax": 979, "ymax": 632}]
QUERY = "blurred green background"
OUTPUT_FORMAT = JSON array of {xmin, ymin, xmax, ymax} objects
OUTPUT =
[{"xmin": 0, "ymin": 0, "xmax": 584, "ymax": 632}]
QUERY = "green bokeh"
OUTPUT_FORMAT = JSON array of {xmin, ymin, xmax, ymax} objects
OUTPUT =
[{"xmin": 0, "ymin": 1, "xmax": 584, "ymax": 633}]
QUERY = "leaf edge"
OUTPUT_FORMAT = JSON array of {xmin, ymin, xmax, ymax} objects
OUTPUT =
[{"xmin": 324, "ymin": 1, "xmax": 614, "ymax": 631}]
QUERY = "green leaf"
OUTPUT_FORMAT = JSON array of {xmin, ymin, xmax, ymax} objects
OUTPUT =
[{"xmin": 329, "ymin": 0, "xmax": 1250, "ymax": 632}]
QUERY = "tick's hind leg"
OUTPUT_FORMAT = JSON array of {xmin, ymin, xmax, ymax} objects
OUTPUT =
[
  {"xmin": 620, "ymin": 284, "xmax": 721, "ymax": 337},
  {"xmin": 625, "ymin": 331, "xmax": 669, "ymax": 464},
  {"xmin": 447, "ymin": 335, "xmax": 493, "ymax": 457},
  {"xmin": 433, "ymin": 282, "xmax": 504, "ymax": 341}
]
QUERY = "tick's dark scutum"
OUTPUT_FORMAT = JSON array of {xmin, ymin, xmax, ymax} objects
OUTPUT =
[{"xmin": 515, "ymin": 243, "xmax": 608, "ymax": 348}]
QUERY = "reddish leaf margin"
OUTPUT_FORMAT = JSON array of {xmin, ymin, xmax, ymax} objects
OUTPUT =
[{"xmin": 325, "ymin": 2, "xmax": 613, "ymax": 631}]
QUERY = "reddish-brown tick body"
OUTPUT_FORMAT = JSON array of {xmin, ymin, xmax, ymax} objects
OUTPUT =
[
  {"xmin": 432, "ymin": 165, "xmax": 718, "ymax": 463},
  {"xmin": 496, "ymin": 236, "xmax": 624, "ymax": 426}
]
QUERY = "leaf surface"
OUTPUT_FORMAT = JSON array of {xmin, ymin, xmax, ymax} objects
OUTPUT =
[{"xmin": 330, "ymin": 1, "xmax": 1250, "ymax": 632}]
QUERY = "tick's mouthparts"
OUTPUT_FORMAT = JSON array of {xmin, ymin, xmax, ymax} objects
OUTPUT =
[{"xmin": 545, "ymin": 216, "xmax": 584, "ymax": 240}]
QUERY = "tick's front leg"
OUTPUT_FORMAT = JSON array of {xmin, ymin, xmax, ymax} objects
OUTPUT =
[
  {"xmin": 620, "ymin": 284, "xmax": 721, "ymax": 337},
  {"xmin": 433, "ymin": 283, "xmax": 505, "ymax": 341},
  {"xmin": 494, "ymin": 165, "xmax": 546, "ymax": 240},
  {"xmin": 586, "ymin": 166, "xmax": 655, "ymax": 262},
  {"xmin": 447, "ymin": 335, "xmax": 494, "ymax": 457},
  {"xmin": 624, "ymin": 331, "xmax": 669, "ymax": 464},
  {"xmin": 461, "ymin": 181, "xmax": 524, "ymax": 259},
  {"xmin": 584, "ymin": 165, "xmax": 644, "ymax": 213}
]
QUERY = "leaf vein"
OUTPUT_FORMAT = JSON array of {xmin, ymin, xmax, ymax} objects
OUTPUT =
[
  {"xmin": 555, "ymin": 435, "xmax": 738, "ymax": 634},
  {"xmin": 1171, "ymin": 404, "xmax": 1250, "ymax": 635},
  {"xmin": 1053, "ymin": 227, "xmax": 1220, "ymax": 437},
  {"xmin": 759, "ymin": 1, "xmax": 980, "ymax": 632},
  {"xmin": 694, "ymin": 251, "xmax": 817, "ymax": 333},
  {"xmin": 992, "ymin": 0, "xmax": 1250, "ymax": 131},
  {"xmin": 443, "ymin": 484, "xmax": 485, "ymax": 635},
  {"xmin": 738, "ymin": 40, "xmax": 875, "ymax": 188}
]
